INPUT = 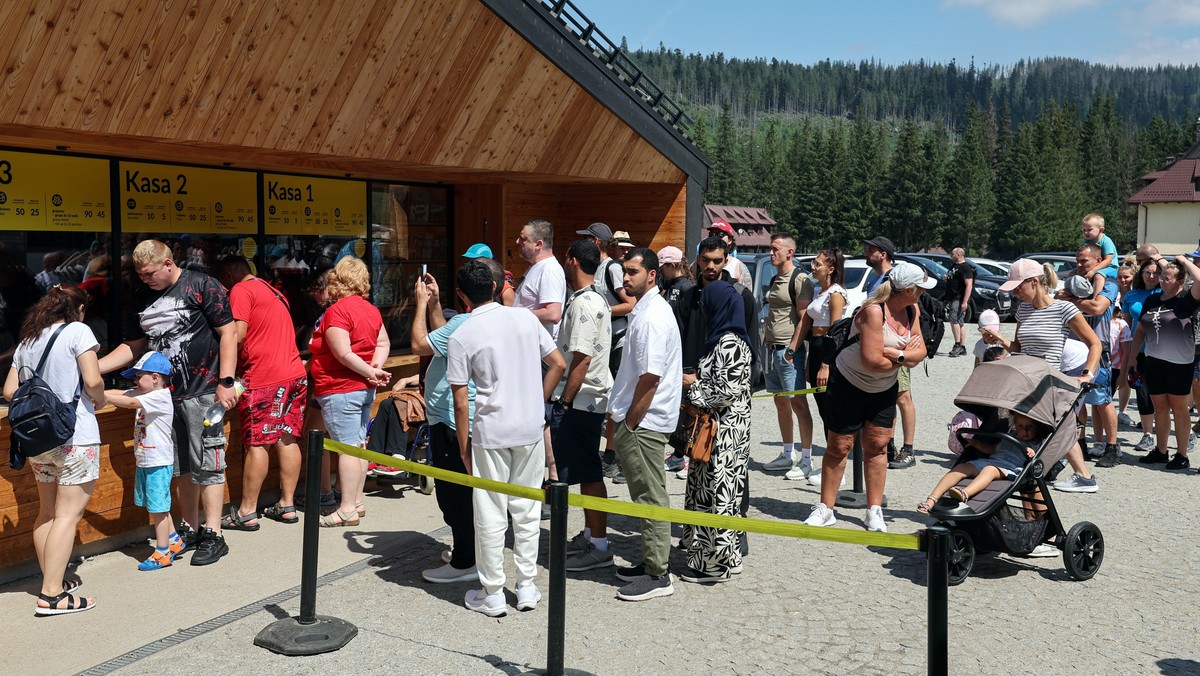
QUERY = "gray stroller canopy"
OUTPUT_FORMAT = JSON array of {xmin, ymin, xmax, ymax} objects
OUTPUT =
[{"xmin": 953, "ymin": 354, "xmax": 1082, "ymax": 473}]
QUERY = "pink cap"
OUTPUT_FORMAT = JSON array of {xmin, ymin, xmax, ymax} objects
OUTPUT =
[
  {"xmin": 657, "ymin": 246, "xmax": 683, "ymax": 265},
  {"xmin": 708, "ymin": 220, "xmax": 735, "ymax": 237},
  {"xmin": 999, "ymin": 258, "xmax": 1045, "ymax": 292}
]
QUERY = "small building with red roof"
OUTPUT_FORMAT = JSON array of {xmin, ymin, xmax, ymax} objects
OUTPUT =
[
  {"xmin": 1128, "ymin": 122, "xmax": 1200, "ymax": 254},
  {"xmin": 703, "ymin": 205, "xmax": 776, "ymax": 253}
]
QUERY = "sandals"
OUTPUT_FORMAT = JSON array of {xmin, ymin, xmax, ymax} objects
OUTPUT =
[
  {"xmin": 221, "ymin": 505, "xmax": 261, "ymax": 532},
  {"xmin": 63, "ymin": 578, "xmax": 81, "ymax": 594},
  {"xmin": 318, "ymin": 509, "xmax": 360, "ymax": 528},
  {"xmin": 263, "ymin": 503, "xmax": 299, "ymax": 524},
  {"xmin": 947, "ymin": 486, "xmax": 970, "ymax": 503},
  {"xmin": 137, "ymin": 549, "xmax": 174, "ymax": 571},
  {"xmin": 917, "ymin": 497, "xmax": 937, "ymax": 514},
  {"xmin": 355, "ymin": 502, "xmax": 366, "ymax": 518},
  {"xmin": 35, "ymin": 590, "xmax": 95, "ymax": 616}
]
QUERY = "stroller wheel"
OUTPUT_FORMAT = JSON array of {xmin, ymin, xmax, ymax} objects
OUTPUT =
[
  {"xmin": 1063, "ymin": 521, "xmax": 1104, "ymax": 581},
  {"xmin": 947, "ymin": 529, "xmax": 975, "ymax": 586},
  {"xmin": 418, "ymin": 474, "xmax": 435, "ymax": 495}
]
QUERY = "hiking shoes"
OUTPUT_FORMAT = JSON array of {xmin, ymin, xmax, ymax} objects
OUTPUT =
[
  {"xmin": 1095, "ymin": 444, "xmax": 1121, "ymax": 468},
  {"xmin": 1139, "ymin": 448, "xmax": 1170, "ymax": 464},
  {"xmin": 190, "ymin": 528, "xmax": 228, "ymax": 566},
  {"xmin": 888, "ymin": 446, "xmax": 916, "ymax": 469},
  {"xmin": 1166, "ymin": 454, "xmax": 1191, "ymax": 470}
]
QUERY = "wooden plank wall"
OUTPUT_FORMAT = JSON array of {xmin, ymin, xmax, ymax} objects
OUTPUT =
[{"xmin": 0, "ymin": 0, "xmax": 685, "ymax": 186}]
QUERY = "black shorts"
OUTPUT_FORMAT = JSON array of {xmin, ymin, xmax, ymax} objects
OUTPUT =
[
  {"xmin": 1143, "ymin": 355, "xmax": 1192, "ymax": 396},
  {"xmin": 549, "ymin": 405, "xmax": 605, "ymax": 485},
  {"xmin": 822, "ymin": 365, "xmax": 899, "ymax": 435}
]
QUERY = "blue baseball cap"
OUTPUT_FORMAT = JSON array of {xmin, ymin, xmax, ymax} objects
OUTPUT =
[
  {"xmin": 122, "ymin": 351, "xmax": 173, "ymax": 378},
  {"xmin": 462, "ymin": 243, "xmax": 494, "ymax": 259}
]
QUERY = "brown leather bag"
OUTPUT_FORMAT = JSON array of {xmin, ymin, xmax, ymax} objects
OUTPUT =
[{"xmin": 682, "ymin": 404, "xmax": 717, "ymax": 463}]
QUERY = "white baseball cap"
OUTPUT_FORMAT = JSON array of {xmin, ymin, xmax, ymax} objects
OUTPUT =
[{"xmin": 887, "ymin": 261, "xmax": 937, "ymax": 290}]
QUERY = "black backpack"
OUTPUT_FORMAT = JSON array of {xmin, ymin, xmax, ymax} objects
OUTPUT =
[
  {"xmin": 9, "ymin": 324, "xmax": 80, "ymax": 469},
  {"xmin": 918, "ymin": 292, "xmax": 946, "ymax": 359},
  {"xmin": 822, "ymin": 308, "xmax": 861, "ymax": 365}
]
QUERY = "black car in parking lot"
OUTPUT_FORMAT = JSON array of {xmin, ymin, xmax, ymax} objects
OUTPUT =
[{"xmin": 896, "ymin": 253, "xmax": 1013, "ymax": 322}]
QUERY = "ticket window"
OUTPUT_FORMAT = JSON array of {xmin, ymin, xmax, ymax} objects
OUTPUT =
[
  {"xmin": 0, "ymin": 231, "xmax": 115, "ymax": 381},
  {"xmin": 370, "ymin": 183, "xmax": 451, "ymax": 352},
  {"xmin": 258, "ymin": 234, "xmax": 357, "ymax": 353}
]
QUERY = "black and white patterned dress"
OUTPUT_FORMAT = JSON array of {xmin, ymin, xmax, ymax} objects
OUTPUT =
[{"xmin": 683, "ymin": 333, "xmax": 752, "ymax": 574}]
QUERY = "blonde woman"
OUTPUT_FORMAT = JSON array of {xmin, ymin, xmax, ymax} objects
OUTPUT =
[
  {"xmin": 309, "ymin": 257, "xmax": 391, "ymax": 526},
  {"xmin": 804, "ymin": 262, "xmax": 933, "ymax": 533}
]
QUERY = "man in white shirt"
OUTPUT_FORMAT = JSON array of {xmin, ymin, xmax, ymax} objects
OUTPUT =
[
  {"xmin": 447, "ymin": 260, "xmax": 566, "ymax": 618},
  {"xmin": 515, "ymin": 219, "xmax": 567, "ymax": 339},
  {"xmin": 608, "ymin": 247, "xmax": 683, "ymax": 602}
]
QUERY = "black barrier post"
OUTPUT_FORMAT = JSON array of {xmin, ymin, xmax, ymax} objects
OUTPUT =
[
  {"xmin": 925, "ymin": 526, "xmax": 950, "ymax": 675},
  {"xmin": 254, "ymin": 430, "xmax": 358, "ymax": 655},
  {"xmin": 546, "ymin": 482, "xmax": 569, "ymax": 676},
  {"xmin": 836, "ymin": 432, "xmax": 886, "ymax": 508}
]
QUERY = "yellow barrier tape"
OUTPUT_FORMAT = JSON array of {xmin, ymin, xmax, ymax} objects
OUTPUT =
[
  {"xmin": 323, "ymin": 438, "xmax": 921, "ymax": 551},
  {"xmin": 752, "ymin": 386, "xmax": 827, "ymax": 398}
]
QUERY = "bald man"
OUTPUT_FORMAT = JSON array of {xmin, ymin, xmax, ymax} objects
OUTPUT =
[{"xmin": 945, "ymin": 247, "xmax": 975, "ymax": 357}]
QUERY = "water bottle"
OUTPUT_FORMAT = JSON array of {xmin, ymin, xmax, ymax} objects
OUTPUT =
[{"xmin": 203, "ymin": 379, "xmax": 246, "ymax": 427}]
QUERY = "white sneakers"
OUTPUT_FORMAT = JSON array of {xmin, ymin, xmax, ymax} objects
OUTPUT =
[
  {"xmin": 804, "ymin": 503, "xmax": 837, "ymax": 527},
  {"xmin": 785, "ymin": 460, "xmax": 815, "ymax": 480},
  {"xmin": 515, "ymin": 582, "xmax": 541, "ymax": 611},
  {"xmin": 865, "ymin": 505, "xmax": 887, "ymax": 532},
  {"xmin": 806, "ymin": 470, "xmax": 846, "ymax": 488},
  {"xmin": 763, "ymin": 452, "xmax": 795, "ymax": 471},
  {"xmin": 464, "ymin": 589, "xmax": 507, "ymax": 617}
]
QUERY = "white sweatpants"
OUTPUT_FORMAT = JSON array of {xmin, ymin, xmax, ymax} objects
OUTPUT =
[{"xmin": 472, "ymin": 438, "xmax": 544, "ymax": 595}]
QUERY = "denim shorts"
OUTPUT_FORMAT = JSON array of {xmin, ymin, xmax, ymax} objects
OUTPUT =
[
  {"xmin": 316, "ymin": 389, "xmax": 375, "ymax": 446},
  {"xmin": 764, "ymin": 346, "xmax": 804, "ymax": 395},
  {"xmin": 135, "ymin": 465, "xmax": 173, "ymax": 513}
]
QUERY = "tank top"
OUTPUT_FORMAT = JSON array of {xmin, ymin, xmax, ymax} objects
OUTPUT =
[
  {"xmin": 835, "ymin": 303, "xmax": 911, "ymax": 393},
  {"xmin": 806, "ymin": 283, "xmax": 846, "ymax": 328}
]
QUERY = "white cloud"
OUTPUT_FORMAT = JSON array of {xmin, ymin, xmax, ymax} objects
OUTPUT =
[
  {"xmin": 943, "ymin": 0, "xmax": 1100, "ymax": 27},
  {"xmin": 1137, "ymin": 0, "xmax": 1200, "ymax": 26},
  {"xmin": 1111, "ymin": 35, "xmax": 1200, "ymax": 66}
]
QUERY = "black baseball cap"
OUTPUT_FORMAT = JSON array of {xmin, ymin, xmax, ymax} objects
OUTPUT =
[
  {"xmin": 576, "ymin": 222, "xmax": 613, "ymax": 241},
  {"xmin": 862, "ymin": 236, "xmax": 896, "ymax": 258}
]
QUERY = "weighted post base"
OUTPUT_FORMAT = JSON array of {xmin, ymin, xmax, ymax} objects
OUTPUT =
[
  {"xmin": 254, "ymin": 615, "xmax": 358, "ymax": 656},
  {"xmin": 834, "ymin": 490, "xmax": 887, "ymax": 509}
]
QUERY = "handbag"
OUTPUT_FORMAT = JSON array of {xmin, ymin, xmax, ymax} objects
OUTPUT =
[{"xmin": 682, "ymin": 403, "xmax": 717, "ymax": 463}]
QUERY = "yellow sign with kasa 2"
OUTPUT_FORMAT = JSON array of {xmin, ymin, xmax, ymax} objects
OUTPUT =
[
  {"xmin": 263, "ymin": 174, "xmax": 366, "ymax": 236},
  {"xmin": 0, "ymin": 150, "xmax": 111, "ymax": 231},
  {"xmin": 119, "ymin": 161, "xmax": 257, "ymax": 234}
]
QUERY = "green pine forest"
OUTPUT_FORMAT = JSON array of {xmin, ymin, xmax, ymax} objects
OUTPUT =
[{"xmin": 631, "ymin": 46, "xmax": 1200, "ymax": 256}]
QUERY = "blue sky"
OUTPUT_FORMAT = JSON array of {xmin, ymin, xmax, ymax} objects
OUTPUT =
[{"xmin": 575, "ymin": 0, "xmax": 1200, "ymax": 68}]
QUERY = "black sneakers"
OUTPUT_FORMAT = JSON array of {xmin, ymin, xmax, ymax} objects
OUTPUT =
[
  {"xmin": 616, "ymin": 573, "xmax": 674, "ymax": 601},
  {"xmin": 1138, "ymin": 448, "xmax": 1170, "ymax": 464},
  {"xmin": 190, "ymin": 527, "xmax": 228, "ymax": 566},
  {"xmin": 1166, "ymin": 454, "xmax": 1191, "ymax": 470},
  {"xmin": 888, "ymin": 445, "xmax": 916, "ymax": 469},
  {"xmin": 1095, "ymin": 444, "xmax": 1121, "ymax": 468},
  {"xmin": 614, "ymin": 563, "xmax": 645, "ymax": 582},
  {"xmin": 948, "ymin": 344, "xmax": 967, "ymax": 358},
  {"xmin": 175, "ymin": 521, "xmax": 197, "ymax": 557}
]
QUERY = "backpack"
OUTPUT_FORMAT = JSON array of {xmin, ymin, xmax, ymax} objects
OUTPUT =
[
  {"xmin": 8, "ymin": 324, "xmax": 80, "ymax": 469},
  {"xmin": 821, "ymin": 307, "xmax": 861, "ymax": 365},
  {"xmin": 918, "ymin": 292, "xmax": 946, "ymax": 359}
]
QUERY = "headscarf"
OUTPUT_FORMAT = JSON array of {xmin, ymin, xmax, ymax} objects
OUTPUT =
[{"xmin": 700, "ymin": 280, "xmax": 752, "ymax": 362}]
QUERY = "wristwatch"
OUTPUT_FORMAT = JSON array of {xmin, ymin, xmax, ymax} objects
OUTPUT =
[
  {"xmin": 218, "ymin": 376, "xmax": 236, "ymax": 388},
  {"xmin": 785, "ymin": 347, "xmax": 795, "ymax": 358},
  {"xmin": 897, "ymin": 351, "xmax": 906, "ymax": 364}
]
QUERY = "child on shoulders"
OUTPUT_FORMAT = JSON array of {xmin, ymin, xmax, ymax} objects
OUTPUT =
[
  {"xmin": 1081, "ymin": 213, "xmax": 1119, "ymax": 283},
  {"xmin": 106, "ymin": 351, "xmax": 181, "ymax": 571}
]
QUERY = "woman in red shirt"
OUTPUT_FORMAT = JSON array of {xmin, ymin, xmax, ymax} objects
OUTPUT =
[{"xmin": 310, "ymin": 257, "xmax": 391, "ymax": 526}]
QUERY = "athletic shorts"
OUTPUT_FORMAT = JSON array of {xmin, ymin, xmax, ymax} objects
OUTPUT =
[
  {"xmin": 134, "ymin": 465, "xmax": 173, "ymax": 513},
  {"xmin": 823, "ymin": 366, "xmax": 898, "ymax": 435},
  {"xmin": 174, "ymin": 394, "xmax": 227, "ymax": 486},
  {"xmin": 549, "ymin": 405, "xmax": 605, "ymax": 485},
  {"xmin": 29, "ymin": 444, "xmax": 100, "ymax": 485},
  {"xmin": 1143, "ymin": 355, "xmax": 1192, "ymax": 396},
  {"xmin": 945, "ymin": 300, "xmax": 968, "ymax": 325},
  {"xmin": 237, "ymin": 377, "xmax": 307, "ymax": 447}
]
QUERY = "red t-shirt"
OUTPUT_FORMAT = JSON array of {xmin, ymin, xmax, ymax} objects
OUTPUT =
[
  {"xmin": 230, "ymin": 278, "xmax": 307, "ymax": 389},
  {"xmin": 310, "ymin": 294, "xmax": 383, "ymax": 396}
]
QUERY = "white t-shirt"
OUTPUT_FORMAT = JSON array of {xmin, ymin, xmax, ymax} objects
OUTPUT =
[
  {"xmin": 446, "ymin": 303, "xmax": 558, "ymax": 449},
  {"xmin": 609, "ymin": 292, "xmax": 682, "ymax": 433},
  {"xmin": 516, "ymin": 256, "xmax": 568, "ymax": 339},
  {"xmin": 132, "ymin": 388, "xmax": 174, "ymax": 467},
  {"xmin": 12, "ymin": 322, "xmax": 100, "ymax": 446},
  {"xmin": 554, "ymin": 287, "xmax": 613, "ymax": 412},
  {"xmin": 1060, "ymin": 339, "xmax": 1088, "ymax": 374}
]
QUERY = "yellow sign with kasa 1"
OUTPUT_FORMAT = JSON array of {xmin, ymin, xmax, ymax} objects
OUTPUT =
[
  {"xmin": 264, "ymin": 174, "xmax": 366, "ymax": 236},
  {"xmin": 0, "ymin": 150, "xmax": 110, "ymax": 231},
  {"xmin": 119, "ymin": 161, "xmax": 257, "ymax": 234}
]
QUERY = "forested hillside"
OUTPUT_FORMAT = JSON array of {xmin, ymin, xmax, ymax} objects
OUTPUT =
[{"xmin": 631, "ymin": 45, "xmax": 1200, "ymax": 255}]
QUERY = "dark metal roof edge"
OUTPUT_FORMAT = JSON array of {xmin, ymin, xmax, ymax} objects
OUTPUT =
[{"xmin": 479, "ymin": 0, "xmax": 710, "ymax": 188}]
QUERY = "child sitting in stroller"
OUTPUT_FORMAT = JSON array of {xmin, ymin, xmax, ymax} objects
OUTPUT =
[{"xmin": 918, "ymin": 411, "xmax": 1052, "ymax": 513}]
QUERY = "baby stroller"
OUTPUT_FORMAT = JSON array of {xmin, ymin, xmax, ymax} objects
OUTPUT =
[
  {"xmin": 930, "ymin": 355, "xmax": 1105, "ymax": 585},
  {"xmin": 365, "ymin": 390, "xmax": 434, "ymax": 496}
]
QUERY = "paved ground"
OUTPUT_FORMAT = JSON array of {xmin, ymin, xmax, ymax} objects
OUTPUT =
[{"xmin": 4, "ymin": 325, "xmax": 1200, "ymax": 675}]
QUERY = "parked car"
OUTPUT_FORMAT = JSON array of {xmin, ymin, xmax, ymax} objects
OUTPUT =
[
  {"xmin": 1015, "ymin": 253, "xmax": 1076, "ymax": 291},
  {"xmin": 969, "ymin": 257, "xmax": 1010, "ymax": 276},
  {"xmin": 896, "ymin": 253, "xmax": 1012, "ymax": 322}
]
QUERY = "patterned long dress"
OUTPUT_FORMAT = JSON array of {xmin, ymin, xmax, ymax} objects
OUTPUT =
[{"xmin": 683, "ymin": 333, "xmax": 752, "ymax": 574}]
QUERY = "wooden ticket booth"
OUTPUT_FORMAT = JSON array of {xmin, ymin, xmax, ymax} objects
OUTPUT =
[{"xmin": 0, "ymin": 0, "xmax": 708, "ymax": 578}]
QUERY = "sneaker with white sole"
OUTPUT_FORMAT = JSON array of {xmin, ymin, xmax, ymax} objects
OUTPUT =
[
  {"xmin": 806, "ymin": 470, "xmax": 847, "ymax": 488},
  {"xmin": 1134, "ymin": 433, "xmax": 1155, "ymax": 452},
  {"xmin": 804, "ymin": 503, "xmax": 837, "ymax": 527},
  {"xmin": 1117, "ymin": 412, "xmax": 1136, "ymax": 427},
  {"xmin": 515, "ymin": 582, "xmax": 541, "ymax": 611},
  {"xmin": 1052, "ymin": 473, "xmax": 1098, "ymax": 493},
  {"xmin": 616, "ymin": 574, "xmax": 674, "ymax": 601},
  {"xmin": 464, "ymin": 589, "xmax": 507, "ymax": 617},
  {"xmin": 763, "ymin": 452, "xmax": 795, "ymax": 472},
  {"xmin": 675, "ymin": 460, "xmax": 689, "ymax": 480},
  {"xmin": 565, "ymin": 531, "xmax": 590, "ymax": 556},
  {"xmin": 1025, "ymin": 543, "xmax": 1058, "ymax": 558},
  {"xmin": 565, "ymin": 542, "xmax": 615, "ymax": 571},
  {"xmin": 1087, "ymin": 442, "xmax": 1106, "ymax": 459},
  {"xmin": 679, "ymin": 566, "xmax": 730, "ymax": 584},
  {"xmin": 664, "ymin": 455, "xmax": 686, "ymax": 472},
  {"xmin": 422, "ymin": 563, "xmax": 479, "ymax": 584},
  {"xmin": 865, "ymin": 505, "xmax": 887, "ymax": 532},
  {"xmin": 785, "ymin": 460, "xmax": 814, "ymax": 480}
]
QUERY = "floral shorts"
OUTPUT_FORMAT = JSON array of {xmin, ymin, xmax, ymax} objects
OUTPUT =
[{"xmin": 30, "ymin": 444, "xmax": 101, "ymax": 485}]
